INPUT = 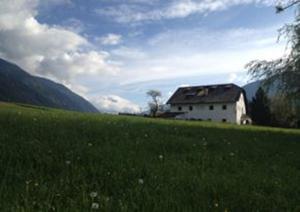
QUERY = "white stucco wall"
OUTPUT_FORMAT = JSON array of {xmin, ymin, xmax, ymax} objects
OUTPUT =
[
  {"xmin": 170, "ymin": 93, "xmax": 247, "ymax": 124},
  {"xmin": 236, "ymin": 93, "xmax": 247, "ymax": 124}
]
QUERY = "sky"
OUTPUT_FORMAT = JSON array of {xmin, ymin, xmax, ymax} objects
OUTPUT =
[{"xmin": 0, "ymin": 0, "xmax": 295, "ymax": 113}]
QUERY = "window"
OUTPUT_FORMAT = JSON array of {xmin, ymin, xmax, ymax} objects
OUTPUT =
[
  {"xmin": 224, "ymin": 85, "xmax": 232, "ymax": 91},
  {"xmin": 222, "ymin": 105, "xmax": 227, "ymax": 110},
  {"xmin": 197, "ymin": 88, "xmax": 204, "ymax": 96},
  {"xmin": 178, "ymin": 106, "xmax": 182, "ymax": 111},
  {"xmin": 222, "ymin": 119, "xmax": 227, "ymax": 123},
  {"xmin": 189, "ymin": 106, "xmax": 193, "ymax": 111},
  {"xmin": 209, "ymin": 105, "xmax": 214, "ymax": 110}
]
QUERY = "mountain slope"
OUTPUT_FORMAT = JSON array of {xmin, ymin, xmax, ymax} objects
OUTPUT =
[
  {"xmin": 0, "ymin": 58, "xmax": 98, "ymax": 112},
  {"xmin": 243, "ymin": 80, "xmax": 277, "ymax": 101},
  {"xmin": 243, "ymin": 80, "xmax": 261, "ymax": 101}
]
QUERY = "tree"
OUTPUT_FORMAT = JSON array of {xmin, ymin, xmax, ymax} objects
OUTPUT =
[
  {"xmin": 146, "ymin": 90, "xmax": 162, "ymax": 117},
  {"xmin": 250, "ymin": 87, "xmax": 272, "ymax": 126},
  {"xmin": 270, "ymin": 94, "xmax": 298, "ymax": 128},
  {"xmin": 247, "ymin": 0, "xmax": 300, "ymax": 125}
]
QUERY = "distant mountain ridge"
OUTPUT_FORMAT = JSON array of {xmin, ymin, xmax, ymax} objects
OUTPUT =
[
  {"xmin": 243, "ymin": 80, "xmax": 277, "ymax": 101},
  {"xmin": 0, "ymin": 58, "xmax": 98, "ymax": 113}
]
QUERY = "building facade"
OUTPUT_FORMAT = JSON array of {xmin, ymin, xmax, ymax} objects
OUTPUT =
[{"xmin": 167, "ymin": 84, "xmax": 248, "ymax": 124}]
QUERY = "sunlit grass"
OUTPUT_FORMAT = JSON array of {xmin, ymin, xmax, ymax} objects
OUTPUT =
[{"xmin": 0, "ymin": 102, "xmax": 300, "ymax": 211}]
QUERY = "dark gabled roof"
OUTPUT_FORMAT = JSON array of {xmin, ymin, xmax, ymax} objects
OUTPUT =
[{"xmin": 167, "ymin": 83, "xmax": 246, "ymax": 105}]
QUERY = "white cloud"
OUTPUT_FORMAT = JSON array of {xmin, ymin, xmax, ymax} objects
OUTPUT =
[
  {"xmin": 61, "ymin": 18, "xmax": 85, "ymax": 33},
  {"xmin": 96, "ymin": 0, "xmax": 276, "ymax": 23},
  {"xmin": 91, "ymin": 95, "xmax": 141, "ymax": 113},
  {"xmin": 0, "ymin": 0, "xmax": 119, "ymax": 82},
  {"xmin": 64, "ymin": 82, "xmax": 90, "ymax": 99},
  {"xmin": 117, "ymin": 26, "xmax": 287, "ymax": 85},
  {"xmin": 39, "ymin": 0, "xmax": 72, "ymax": 7},
  {"xmin": 111, "ymin": 46, "xmax": 147, "ymax": 59},
  {"xmin": 227, "ymin": 72, "xmax": 250, "ymax": 84},
  {"xmin": 97, "ymin": 33, "xmax": 122, "ymax": 45}
]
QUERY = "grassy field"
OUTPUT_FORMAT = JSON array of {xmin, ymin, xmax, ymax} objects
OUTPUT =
[{"xmin": 0, "ymin": 102, "xmax": 300, "ymax": 211}]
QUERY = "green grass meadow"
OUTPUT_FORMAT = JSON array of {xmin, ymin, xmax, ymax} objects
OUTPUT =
[{"xmin": 0, "ymin": 102, "xmax": 300, "ymax": 211}]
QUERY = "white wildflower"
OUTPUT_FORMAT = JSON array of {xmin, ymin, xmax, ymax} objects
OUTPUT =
[
  {"xmin": 91, "ymin": 202, "xmax": 99, "ymax": 210},
  {"xmin": 90, "ymin": 192, "xmax": 98, "ymax": 198},
  {"xmin": 138, "ymin": 179, "xmax": 144, "ymax": 185}
]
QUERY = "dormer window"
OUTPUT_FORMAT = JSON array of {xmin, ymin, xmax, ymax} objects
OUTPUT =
[
  {"xmin": 185, "ymin": 92, "xmax": 196, "ymax": 99},
  {"xmin": 178, "ymin": 106, "xmax": 182, "ymax": 111},
  {"xmin": 209, "ymin": 105, "xmax": 214, "ymax": 110},
  {"xmin": 209, "ymin": 86, "xmax": 217, "ymax": 92},
  {"xmin": 189, "ymin": 106, "xmax": 193, "ymax": 111},
  {"xmin": 197, "ymin": 88, "xmax": 205, "ymax": 96},
  {"xmin": 224, "ymin": 85, "xmax": 232, "ymax": 91}
]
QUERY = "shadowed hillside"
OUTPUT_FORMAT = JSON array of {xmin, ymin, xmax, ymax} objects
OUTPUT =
[{"xmin": 0, "ymin": 58, "xmax": 98, "ymax": 113}]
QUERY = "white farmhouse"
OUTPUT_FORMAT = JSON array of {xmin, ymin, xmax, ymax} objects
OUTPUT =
[{"xmin": 166, "ymin": 83, "xmax": 249, "ymax": 124}]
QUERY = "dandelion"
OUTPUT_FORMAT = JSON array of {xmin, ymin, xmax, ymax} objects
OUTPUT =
[
  {"xmin": 34, "ymin": 182, "xmax": 39, "ymax": 187},
  {"xmin": 88, "ymin": 143, "xmax": 93, "ymax": 147},
  {"xmin": 214, "ymin": 202, "xmax": 219, "ymax": 207},
  {"xmin": 65, "ymin": 160, "xmax": 71, "ymax": 165},
  {"xmin": 203, "ymin": 142, "xmax": 208, "ymax": 146},
  {"xmin": 91, "ymin": 202, "xmax": 99, "ymax": 210},
  {"xmin": 229, "ymin": 152, "xmax": 235, "ymax": 157},
  {"xmin": 90, "ymin": 192, "xmax": 98, "ymax": 198},
  {"xmin": 144, "ymin": 134, "xmax": 148, "ymax": 138},
  {"xmin": 158, "ymin": 155, "xmax": 163, "ymax": 160},
  {"xmin": 138, "ymin": 178, "xmax": 144, "ymax": 185}
]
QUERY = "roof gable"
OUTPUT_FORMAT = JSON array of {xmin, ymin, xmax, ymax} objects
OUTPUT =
[{"xmin": 167, "ymin": 83, "xmax": 245, "ymax": 105}]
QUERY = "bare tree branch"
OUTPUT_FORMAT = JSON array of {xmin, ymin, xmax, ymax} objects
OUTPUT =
[{"xmin": 276, "ymin": 0, "xmax": 300, "ymax": 13}]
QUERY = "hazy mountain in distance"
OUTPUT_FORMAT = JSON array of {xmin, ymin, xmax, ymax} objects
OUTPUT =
[{"xmin": 243, "ymin": 80, "xmax": 277, "ymax": 101}]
